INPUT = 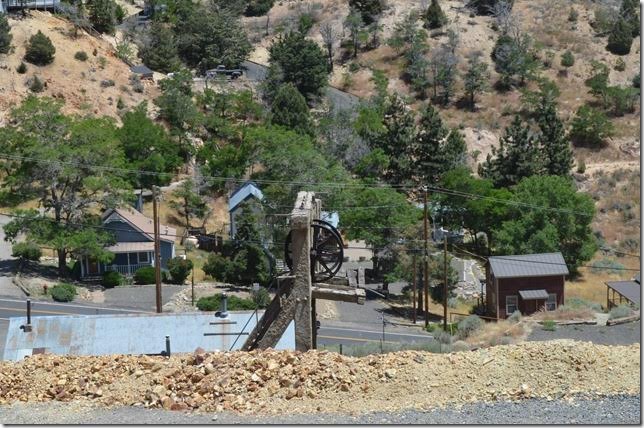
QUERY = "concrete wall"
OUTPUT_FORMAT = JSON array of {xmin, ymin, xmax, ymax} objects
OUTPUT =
[{"xmin": 2, "ymin": 311, "xmax": 295, "ymax": 361}]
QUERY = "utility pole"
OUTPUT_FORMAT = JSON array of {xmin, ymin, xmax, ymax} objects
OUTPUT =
[
  {"xmin": 412, "ymin": 252, "xmax": 417, "ymax": 324},
  {"xmin": 153, "ymin": 186, "xmax": 162, "ymax": 313},
  {"xmin": 423, "ymin": 187, "xmax": 429, "ymax": 328},
  {"xmin": 443, "ymin": 235, "xmax": 448, "ymax": 331}
]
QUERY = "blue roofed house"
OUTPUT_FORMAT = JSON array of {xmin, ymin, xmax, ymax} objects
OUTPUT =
[
  {"xmin": 228, "ymin": 181, "xmax": 264, "ymax": 239},
  {"xmin": 79, "ymin": 208, "xmax": 176, "ymax": 278}
]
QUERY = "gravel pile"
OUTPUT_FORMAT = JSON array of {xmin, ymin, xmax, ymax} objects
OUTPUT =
[{"xmin": 0, "ymin": 340, "xmax": 639, "ymax": 416}]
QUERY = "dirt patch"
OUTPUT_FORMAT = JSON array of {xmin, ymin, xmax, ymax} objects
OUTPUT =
[{"xmin": 0, "ymin": 341, "xmax": 638, "ymax": 415}]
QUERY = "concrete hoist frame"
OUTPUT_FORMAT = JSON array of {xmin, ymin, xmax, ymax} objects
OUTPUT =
[{"xmin": 242, "ymin": 191, "xmax": 365, "ymax": 351}]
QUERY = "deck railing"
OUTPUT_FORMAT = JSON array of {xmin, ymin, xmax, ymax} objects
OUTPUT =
[{"xmin": 105, "ymin": 263, "xmax": 151, "ymax": 276}]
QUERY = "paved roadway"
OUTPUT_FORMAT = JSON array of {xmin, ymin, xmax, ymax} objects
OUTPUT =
[{"xmin": 318, "ymin": 323, "xmax": 434, "ymax": 347}]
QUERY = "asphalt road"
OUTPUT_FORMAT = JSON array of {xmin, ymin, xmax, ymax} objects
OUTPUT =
[
  {"xmin": 0, "ymin": 297, "xmax": 148, "ymax": 320},
  {"xmin": 318, "ymin": 324, "xmax": 433, "ymax": 347}
]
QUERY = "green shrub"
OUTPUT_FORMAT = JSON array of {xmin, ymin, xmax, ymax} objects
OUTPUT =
[
  {"xmin": 25, "ymin": 30, "xmax": 55, "ymax": 65},
  {"xmin": 566, "ymin": 297, "xmax": 603, "ymax": 312},
  {"xmin": 202, "ymin": 253, "xmax": 234, "ymax": 282},
  {"xmin": 560, "ymin": 50, "xmax": 574, "ymax": 68},
  {"xmin": 115, "ymin": 3, "xmax": 125, "ymax": 23},
  {"xmin": 590, "ymin": 258, "xmax": 625, "ymax": 275},
  {"xmin": 609, "ymin": 304, "xmax": 633, "ymax": 319},
  {"xmin": 607, "ymin": 17, "xmax": 633, "ymax": 55},
  {"xmin": 74, "ymin": 50, "xmax": 88, "ymax": 61},
  {"xmin": 134, "ymin": 266, "xmax": 156, "ymax": 284},
  {"xmin": 614, "ymin": 57, "xmax": 626, "ymax": 72},
  {"xmin": 16, "ymin": 62, "xmax": 27, "ymax": 74},
  {"xmin": 633, "ymin": 73, "xmax": 640, "ymax": 88},
  {"xmin": 29, "ymin": 75, "xmax": 44, "ymax": 93},
  {"xmin": 167, "ymin": 257, "xmax": 193, "ymax": 284},
  {"xmin": 570, "ymin": 105, "xmax": 614, "ymax": 147},
  {"xmin": 457, "ymin": 315, "xmax": 483, "ymax": 339},
  {"xmin": 196, "ymin": 294, "xmax": 257, "ymax": 311},
  {"xmin": 251, "ymin": 287, "xmax": 271, "ymax": 308},
  {"xmin": 244, "ymin": 0, "xmax": 274, "ymax": 16},
  {"xmin": 507, "ymin": 310, "xmax": 522, "ymax": 323},
  {"xmin": 50, "ymin": 283, "xmax": 77, "ymax": 302},
  {"xmin": 102, "ymin": 270, "xmax": 123, "ymax": 288},
  {"xmin": 541, "ymin": 319, "xmax": 556, "ymax": 331},
  {"xmin": 424, "ymin": 0, "xmax": 447, "ymax": 29},
  {"xmin": 567, "ymin": 7, "xmax": 578, "ymax": 22},
  {"xmin": 11, "ymin": 242, "xmax": 41, "ymax": 261},
  {"xmin": 451, "ymin": 340, "xmax": 470, "ymax": 352}
]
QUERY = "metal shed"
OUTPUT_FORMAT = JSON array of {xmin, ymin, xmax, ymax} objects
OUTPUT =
[{"xmin": 606, "ymin": 273, "xmax": 640, "ymax": 308}]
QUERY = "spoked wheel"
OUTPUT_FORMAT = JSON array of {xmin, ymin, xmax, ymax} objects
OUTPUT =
[{"xmin": 284, "ymin": 220, "xmax": 344, "ymax": 283}]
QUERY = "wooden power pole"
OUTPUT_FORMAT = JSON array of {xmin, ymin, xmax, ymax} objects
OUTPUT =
[
  {"xmin": 153, "ymin": 186, "xmax": 162, "ymax": 313},
  {"xmin": 423, "ymin": 188, "xmax": 429, "ymax": 328},
  {"xmin": 412, "ymin": 253, "xmax": 417, "ymax": 324},
  {"xmin": 443, "ymin": 235, "xmax": 448, "ymax": 331}
]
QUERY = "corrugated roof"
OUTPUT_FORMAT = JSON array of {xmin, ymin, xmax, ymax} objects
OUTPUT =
[
  {"xmin": 606, "ymin": 281, "xmax": 641, "ymax": 305},
  {"xmin": 130, "ymin": 65, "xmax": 153, "ymax": 74},
  {"xmin": 489, "ymin": 252, "xmax": 569, "ymax": 278},
  {"xmin": 105, "ymin": 242, "xmax": 155, "ymax": 253},
  {"xmin": 518, "ymin": 289, "xmax": 549, "ymax": 300},
  {"xmin": 103, "ymin": 208, "xmax": 176, "ymax": 243}
]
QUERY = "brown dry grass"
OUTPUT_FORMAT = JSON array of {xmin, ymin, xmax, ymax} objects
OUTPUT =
[
  {"xmin": 465, "ymin": 319, "xmax": 528, "ymax": 348},
  {"xmin": 531, "ymin": 307, "xmax": 596, "ymax": 321}
]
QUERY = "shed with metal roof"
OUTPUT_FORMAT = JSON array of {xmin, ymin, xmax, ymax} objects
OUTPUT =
[{"xmin": 486, "ymin": 252, "xmax": 569, "ymax": 319}]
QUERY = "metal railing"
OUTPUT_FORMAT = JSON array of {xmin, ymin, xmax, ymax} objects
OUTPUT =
[{"xmin": 105, "ymin": 263, "xmax": 151, "ymax": 276}]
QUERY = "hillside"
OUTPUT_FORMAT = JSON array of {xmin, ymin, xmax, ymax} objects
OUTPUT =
[{"xmin": 0, "ymin": 11, "xmax": 158, "ymax": 122}]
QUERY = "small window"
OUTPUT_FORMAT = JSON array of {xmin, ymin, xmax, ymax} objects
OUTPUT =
[
  {"xmin": 546, "ymin": 293, "xmax": 557, "ymax": 311},
  {"xmin": 138, "ymin": 252, "xmax": 149, "ymax": 263},
  {"xmin": 506, "ymin": 295, "xmax": 518, "ymax": 315}
]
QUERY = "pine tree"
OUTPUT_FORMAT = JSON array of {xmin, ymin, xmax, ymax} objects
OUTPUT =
[
  {"xmin": 479, "ymin": 115, "xmax": 541, "ymax": 187},
  {"xmin": 620, "ymin": 0, "xmax": 640, "ymax": 37},
  {"xmin": 607, "ymin": 15, "xmax": 633, "ymax": 55},
  {"xmin": 424, "ymin": 0, "xmax": 447, "ymax": 29},
  {"xmin": 536, "ymin": 101, "xmax": 573, "ymax": 177},
  {"xmin": 24, "ymin": 31, "xmax": 55, "ymax": 65},
  {"xmin": 170, "ymin": 179, "xmax": 207, "ymax": 229},
  {"xmin": 88, "ymin": 0, "xmax": 117, "ymax": 34},
  {"xmin": 463, "ymin": 52, "xmax": 490, "ymax": 110},
  {"xmin": 443, "ymin": 129, "xmax": 467, "ymax": 172},
  {"xmin": 414, "ymin": 104, "xmax": 448, "ymax": 184},
  {"xmin": 0, "ymin": 13, "xmax": 12, "ymax": 55},
  {"xmin": 372, "ymin": 95, "xmax": 416, "ymax": 185},
  {"xmin": 270, "ymin": 83, "xmax": 312, "ymax": 135},
  {"xmin": 140, "ymin": 21, "xmax": 180, "ymax": 73}
]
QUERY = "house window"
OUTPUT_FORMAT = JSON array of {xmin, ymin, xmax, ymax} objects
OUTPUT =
[
  {"xmin": 546, "ymin": 293, "xmax": 557, "ymax": 311},
  {"xmin": 506, "ymin": 295, "xmax": 518, "ymax": 315},
  {"xmin": 138, "ymin": 252, "xmax": 149, "ymax": 263}
]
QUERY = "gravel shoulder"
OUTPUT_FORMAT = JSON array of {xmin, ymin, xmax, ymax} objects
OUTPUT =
[
  {"xmin": 0, "ymin": 395, "xmax": 639, "ymax": 424},
  {"xmin": 528, "ymin": 321, "xmax": 641, "ymax": 345}
]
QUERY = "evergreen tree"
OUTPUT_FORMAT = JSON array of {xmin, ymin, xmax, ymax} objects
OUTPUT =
[
  {"xmin": 348, "ymin": 0, "xmax": 383, "ymax": 24},
  {"xmin": 344, "ymin": 9, "xmax": 365, "ymax": 59},
  {"xmin": 270, "ymin": 83, "xmax": 312, "ymax": 135},
  {"xmin": 424, "ymin": 0, "xmax": 447, "ymax": 29},
  {"xmin": 0, "ymin": 13, "xmax": 12, "ymax": 55},
  {"xmin": 24, "ymin": 31, "xmax": 55, "ymax": 65},
  {"xmin": 620, "ymin": 0, "xmax": 640, "ymax": 37},
  {"xmin": 414, "ymin": 104, "xmax": 448, "ymax": 184},
  {"xmin": 139, "ymin": 21, "xmax": 180, "ymax": 73},
  {"xmin": 443, "ymin": 129, "xmax": 467, "ymax": 172},
  {"xmin": 479, "ymin": 115, "xmax": 541, "ymax": 187},
  {"xmin": 607, "ymin": 15, "xmax": 633, "ymax": 55},
  {"xmin": 536, "ymin": 101, "xmax": 573, "ymax": 177},
  {"xmin": 371, "ymin": 95, "xmax": 416, "ymax": 186},
  {"xmin": 88, "ymin": 0, "xmax": 117, "ymax": 34},
  {"xmin": 268, "ymin": 30, "xmax": 328, "ymax": 98},
  {"xmin": 406, "ymin": 32, "xmax": 430, "ymax": 98},
  {"xmin": 170, "ymin": 179, "xmax": 207, "ymax": 229},
  {"xmin": 463, "ymin": 52, "xmax": 490, "ymax": 110},
  {"xmin": 176, "ymin": 8, "xmax": 251, "ymax": 73}
]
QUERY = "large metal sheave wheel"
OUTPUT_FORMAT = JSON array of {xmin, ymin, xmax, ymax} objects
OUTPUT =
[{"xmin": 284, "ymin": 220, "xmax": 344, "ymax": 283}]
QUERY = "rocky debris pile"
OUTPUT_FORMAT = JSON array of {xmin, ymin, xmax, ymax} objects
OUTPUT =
[{"xmin": 0, "ymin": 341, "xmax": 639, "ymax": 415}]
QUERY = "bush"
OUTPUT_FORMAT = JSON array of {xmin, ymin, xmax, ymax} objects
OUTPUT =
[
  {"xmin": 541, "ymin": 319, "xmax": 556, "ymax": 331},
  {"xmin": 202, "ymin": 253, "xmax": 234, "ymax": 282},
  {"xmin": 196, "ymin": 294, "xmax": 257, "ymax": 311},
  {"xmin": 11, "ymin": 242, "xmax": 41, "ymax": 261},
  {"xmin": 16, "ymin": 62, "xmax": 27, "ymax": 74},
  {"xmin": 567, "ymin": 7, "xmax": 578, "ymax": 22},
  {"xmin": 424, "ymin": 0, "xmax": 447, "ymax": 29},
  {"xmin": 633, "ymin": 73, "xmax": 640, "ymax": 88},
  {"xmin": 115, "ymin": 3, "xmax": 125, "ymax": 23},
  {"xmin": 507, "ymin": 310, "xmax": 522, "ymax": 323},
  {"xmin": 590, "ymin": 257, "xmax": 625, "ymax": 275},
  {"xmin": 566, "ymin": 297, "xmax": 602, "ymax": 312},
  {"xmin": 576, "ymin": 158, "xmax": 586, "ymax": 174},
  {"xmin": 457, "ymin": 315, "xmax": 483, "ymax": 339},
  {"xmin": 50, "ymin": 283, "xmax": 77, "ymax": 302},
  {"xmin": 570, "ymin": 105, "xmax": 614, "ymax": 147},
  {"xmin": 609, "ymin": 304, "xmax": 633, "ymax": 319},
  {"xmin": 244, "ymin": 0, "xmax": 274, "ymax": 17},
  {"xmin": 29, "ymin": 75, "xmax": 44, "ymax": 93},
  {"xmin": 560, "ymin": 50, "xmax": 574, "ymax": 68},
  {"xmin": 24, "ymin": 30, "xmax": 55, "ymax": 66},
  {"xmin": 167, "ymin": 257, "xmax": 193, "ymax": 284},
  {"xmin": 130, "ymin": 75, "xmax": 144, "ymax": 93},
  {"xmin": 251, "ymin": 287, "xmax": 271, "ymax": 308},
  {"xmin": 607, "ymin": 17, "xmax": 633, "ymax": 55},
  {"xmin": 134, "ymin": 266, "xmax": 156, "ymax": 284},
  {"xmin": 100, "ymin": 79, "xmax": 115, "ymax": 88},
  {"xmin": 451, "ymin": 340, "xmax": 470, "ymax": 352},
  {"xmin": 102, "ymin": 270, "xmax": 123, "ymax": 288},
  {"xmin": 614, "ymin": 57, "xmax": 626, "ymax": 72},
  {"xmin": 74, "ymin": 50, "xmax": 88, "ymax": 61}
]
